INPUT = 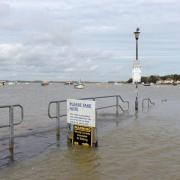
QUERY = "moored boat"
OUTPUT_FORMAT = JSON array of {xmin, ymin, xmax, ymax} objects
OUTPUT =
[
  {"xmin": 74, "ymin": 81, "xmax": 85, "ymax": 89},
  {"xmin": 64, "ymin": 81, "xmax": 73, "ymax": 85},
  {"xmin": 143, "ymin": 83, "xmax": 150, "ymax": 86},
  {"xmin": 41, "ymin": 80, "xmax": 49, "ymax": 86}
]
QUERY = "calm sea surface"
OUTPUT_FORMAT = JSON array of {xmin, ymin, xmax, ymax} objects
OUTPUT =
[{"xmin": 0, "ymin": 83, "xmax": 180, "ymax": 180}]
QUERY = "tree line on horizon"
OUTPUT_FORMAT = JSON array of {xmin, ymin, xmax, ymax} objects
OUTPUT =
[{"xmin": 127, "ymin": 74, "xmax": 180, "ymax": 83}]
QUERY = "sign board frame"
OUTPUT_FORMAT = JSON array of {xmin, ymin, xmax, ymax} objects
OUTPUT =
[
  {"xmin": 67, "ymin": 99, "xmax": 96, "ymax": 147},
  {"xmin": 67, "ymin": 99, "xmax": 96, "ymax": 127}
]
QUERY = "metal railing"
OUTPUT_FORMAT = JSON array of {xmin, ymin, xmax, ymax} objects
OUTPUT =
[
  {"xmin": 48, "ymin": 95, "xmax": 129, "ymax": 138},
  {"xmin": 142, "ymin": 98, "xmax": 155, "ymax": 109},
  {"xmin": 0, "ymin": 104, "xmax": 24, "ymax": 160}
]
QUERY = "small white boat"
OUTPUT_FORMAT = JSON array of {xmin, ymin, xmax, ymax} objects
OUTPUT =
[
  {"xmin": 114, "ymin": 82, "xmax": 123, "ymax": 86},
  {"xmin": 144, "ymin": 83, "xmax": 150, "ymax": 86},
  {"xmin": 74, "ymin": 81, "xmax": 85, "ymax": 89},
  {"xmin": 64, "ymin": 81, "xmax": 73, "ymax": 85},
  {"xmin": 8, "ymin": 82, "xmax": 15, "ymax": 85}
]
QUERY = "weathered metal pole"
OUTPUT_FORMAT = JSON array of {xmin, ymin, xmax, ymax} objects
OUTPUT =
[
  {"xmin": 135, "ymin": 38, "xmax": 139, "ymax": 111},
  {"xmin": 136, "ymin": 39, "xmax": 138, "ymax": 61},
  {"xmin": 9, "ymin": 106, "xmax": 14, "ymax": 161},
  {"xmin": 56, "ymin": 102, "xmax": 60, "ymax": 141},
  {"xmin": 134, "ymin": 28, "xmax": 140, "ymax": 112},
  {"xmin": 135, "ymin": 83, "xmax": 138, "ymax": 111}
]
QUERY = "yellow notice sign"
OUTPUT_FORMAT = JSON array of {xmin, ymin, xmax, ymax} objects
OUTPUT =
[{"xmin": 73, "ymin": 125, "xmax": 92, "ymax": 146}]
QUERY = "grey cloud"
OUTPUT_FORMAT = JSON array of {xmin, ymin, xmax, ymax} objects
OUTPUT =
[
  {"xmin": 82, "ymin": 25, "xmax": 116, "ymax": 34},
  {"xmin": 0, "ymin": 1, "xmax": 10, "ymax": 17},
  {"xmin": 0, "ymin": 39, "xmax": 125, "ymax": 80},
  {"xmin": 28, "ymin": 28, "xmax": 73, "ymax": 46},
  {"xmin": 0, "ymin": 0, "xmax": 180, "ymax": 81}
]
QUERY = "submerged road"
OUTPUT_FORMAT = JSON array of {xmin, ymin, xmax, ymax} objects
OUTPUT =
[{"xmin": 1, "ymin": 83, "xmax": 180, "ymax": 179}]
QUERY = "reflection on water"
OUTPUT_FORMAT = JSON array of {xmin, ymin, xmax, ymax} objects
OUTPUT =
[{"xmin": 1, "ymin": 84, "xmax": 180, "ymax": 179}]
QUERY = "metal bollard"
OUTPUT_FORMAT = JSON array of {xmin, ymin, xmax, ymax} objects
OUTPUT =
[{"xmin": 9, "ymin": 106, "xmax": 14, "ymax": 161}]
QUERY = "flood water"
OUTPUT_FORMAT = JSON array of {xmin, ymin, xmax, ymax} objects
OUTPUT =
[{"xmin": 1, "ymin": 83, "xmax": 180, "ymax": 179}]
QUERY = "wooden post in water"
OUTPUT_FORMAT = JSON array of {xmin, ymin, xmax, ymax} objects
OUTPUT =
[{"xmin": 9, "ymin": 106, "xmax": 14, "ymax": 161}]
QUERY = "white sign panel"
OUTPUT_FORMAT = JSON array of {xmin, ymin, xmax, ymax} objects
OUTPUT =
[
  {"xmin": 132, "ymin": 61, "xmax": 141, "ymax": 83},
  {"xmin": 67, "ymin": 99, "xmax": 96, "ymax": 127}
]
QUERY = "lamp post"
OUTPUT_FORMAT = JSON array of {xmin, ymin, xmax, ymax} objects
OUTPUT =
[{"xmin": 133, "ymin": 28, "xmax": 140, "ymax": 112}]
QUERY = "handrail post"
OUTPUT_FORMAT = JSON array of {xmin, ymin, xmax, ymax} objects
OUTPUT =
[
  {"xmin": 148, "ymin": 98, "xmax": 150, "ymax": 108},
  {"xmin": 142, "ymin": 99, "xmax": 144, "ymax": 109},
  {"xmin": 9, "ymin": 106, "xmax": 14, "ymax": 161},
  {"xmin": 56, "ymin": 102, "xmax": 60, "ymax": 141},
  {"xmin": 116, "ymin": 96, "xmax": 119, "ymax": 116}
]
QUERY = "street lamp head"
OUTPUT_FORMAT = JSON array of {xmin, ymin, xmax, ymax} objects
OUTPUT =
[{"xmin": 134, "ymin": 27, "xmax": 140, "ymax": 40}]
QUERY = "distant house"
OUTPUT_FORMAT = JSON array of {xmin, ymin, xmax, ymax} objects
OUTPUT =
[
  {"xmin": 0, "ymin": 81, "xmax": 6, "ymax": 86},
  {"xmin": 176, "ymin": 80, "xmax": 180, "ymax": 84},
  {"xmin": 156, "ymin": 78, "xmax": 175, "ymax": 85},
  {"xmin": 162, "ymin": 78, "xmax": 173, "ymax": 84},
  {"xmin": 156, "ymin": 80, "xmax": 162, "ymax": 84}
]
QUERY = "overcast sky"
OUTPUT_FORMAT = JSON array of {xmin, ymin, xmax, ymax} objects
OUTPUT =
[{"xmin": 0, "ymin": 0, "xmax": 180, "ymax": 81}]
